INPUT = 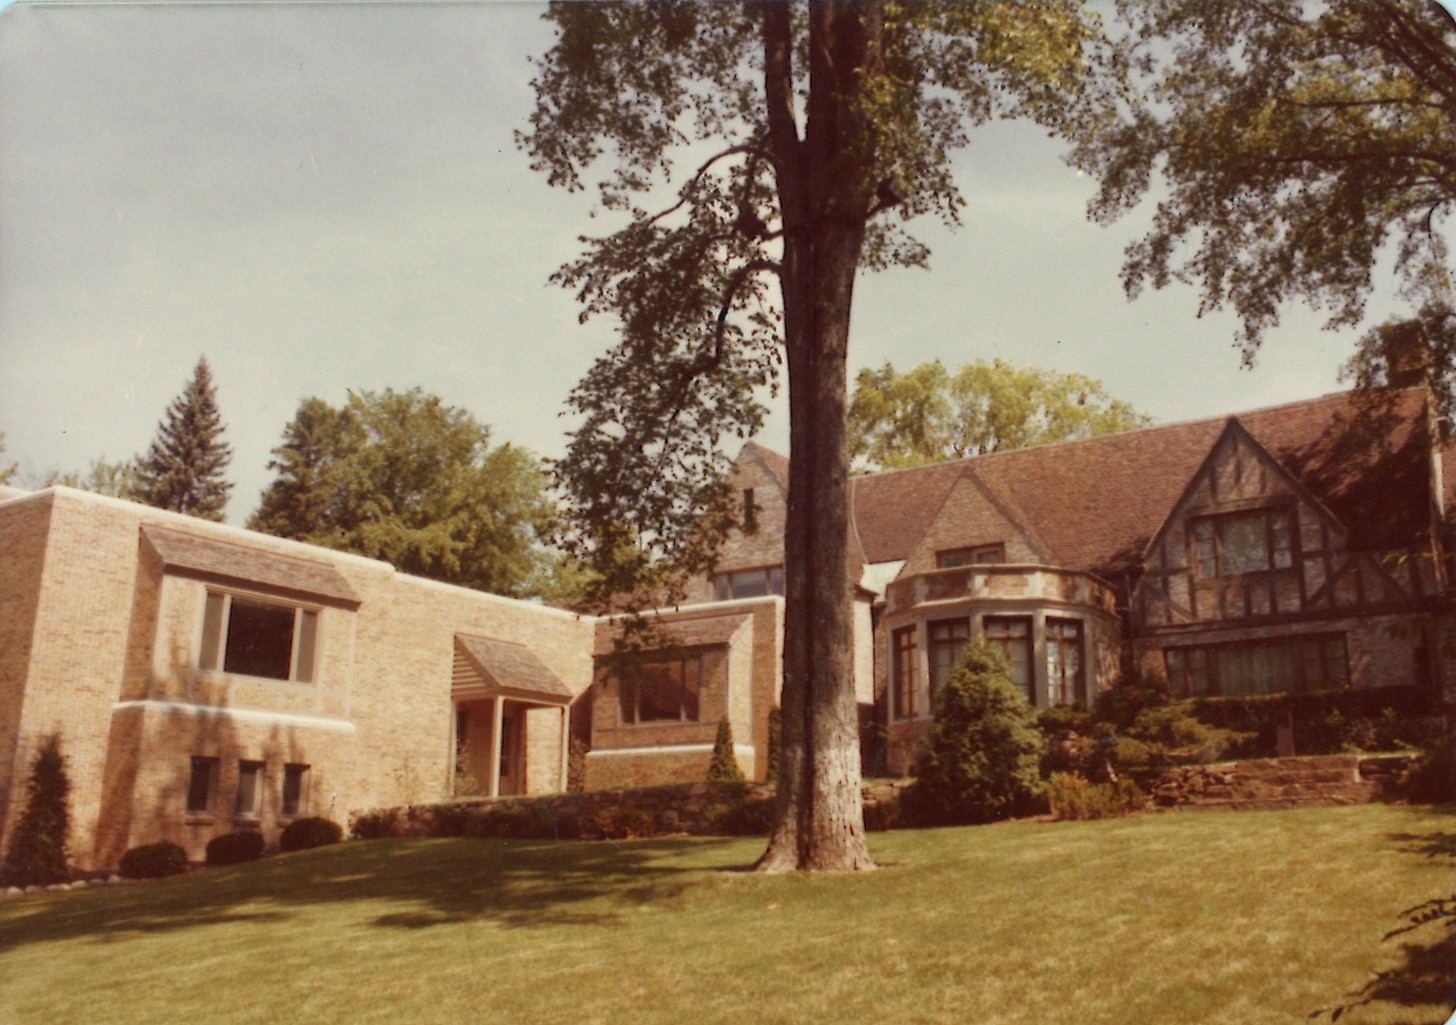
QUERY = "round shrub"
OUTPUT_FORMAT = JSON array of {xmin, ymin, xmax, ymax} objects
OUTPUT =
[
  {"xmin": 911, "ymin": 642, "xmax": 1045, "ymax": 825},
  {"xmin": 119, "ymin": 840, "xmax": 189, "ymax": 880},
  {"xmin": 279, "ymin": 816, "xmax": 343, "ymax": 852},
  {"xmin": 350, "ymin": 808, "xmax": 405, "ymax": 839},
  {"xmin": 205, "ymin": 829, "xmax": 265, "ymax": 866}
]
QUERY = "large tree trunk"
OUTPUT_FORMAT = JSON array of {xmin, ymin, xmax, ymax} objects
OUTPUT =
[{"xmin": 756, "ymin": 0, "xmax": 880, "ymax": 873}]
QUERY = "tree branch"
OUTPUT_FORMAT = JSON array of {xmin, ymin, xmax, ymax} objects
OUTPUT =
[{"xmin": 644, "ymin": 143, "xmax": 764, "ymax": 229}]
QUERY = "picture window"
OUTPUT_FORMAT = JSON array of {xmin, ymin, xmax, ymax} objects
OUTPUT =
[{"xmin": 201, "ymin": 590, "xmax": 319, "ymax": 683}]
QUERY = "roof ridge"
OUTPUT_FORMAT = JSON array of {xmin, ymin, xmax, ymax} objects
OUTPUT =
[{"xmin": 851, "ymin": 386, "xmax": 1422, "ymax": 482}]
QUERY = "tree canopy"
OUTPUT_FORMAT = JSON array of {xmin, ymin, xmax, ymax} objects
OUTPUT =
[
  {"xmin": 1078, "ymin": 0, "xmax": 1456, "ymax": 360},
  {"xmin": 133, "ymin": 357, "xmax": 233, "ymax": 521},
  {"xmin": 522, "ymin": 1, "xmax": 1119, "ymax": 870},
  {"xmin": 849, "ymin": 358, "xmax": 1149, "ymax": 469},
  {"xmin": 249, "ymin": 388, "xmax": 557, "ymax": 598}
]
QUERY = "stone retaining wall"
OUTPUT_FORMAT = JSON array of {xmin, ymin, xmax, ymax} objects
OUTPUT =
[{"xmin": 1150, "ymin": 754, "xmax": 1412, "ymax": 812}]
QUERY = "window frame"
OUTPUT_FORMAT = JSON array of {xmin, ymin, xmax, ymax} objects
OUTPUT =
[
  {"xmin": 281, "ymin": 763, "xmax": 310, "ymax": 819},
  {"xmin": 982, "ymin": 615, "xmax": 1034, "ymax": 704},
  {"xmin": 891, "ymin": 626, "xmax": 919, "ymax": 721},
  {"xmin": 936, "ymin": 544, "xmax": 1006, "ymax": 569},
  {"xmin": 927, "ymin": 618, "xmax": 970, "ymax": 709},
  {"xmin": 1045, "ymin": 617, "xmax": 1086, "ymax": 707},
  {"xmin": 1164, "ymin": 633, "xmax": 1348, "ymax": 697},
  {"xmin": 234, "ymin": 760, "xmax": 265, "ymax": 820},
  {"xmin": 186, "ymin": 755, "xmax": 219, "ymax": 817},
  {"xmin": 1190, "ymin": 507, "xmax": 1295, "ymax": 578},
  {"xmin": 712, "ymin": 565, "xmax": 785, "ymax": 601},
  {"xmin": 199, "ymin": 588, "xmax": 321, "ymax": 684},
  {"xmin": 617, "ymin": 652, "xmax": 704, "ymax": 725}
]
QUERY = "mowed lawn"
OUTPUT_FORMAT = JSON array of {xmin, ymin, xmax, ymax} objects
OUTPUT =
[{"xmin": 1, "ymin": 804, "xmax": 1452, "ymax": 1025}]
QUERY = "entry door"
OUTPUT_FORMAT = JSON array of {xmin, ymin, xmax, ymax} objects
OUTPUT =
[{"xmin": 498, "ymin": 706, "xmax": 524, "ymax": 796}]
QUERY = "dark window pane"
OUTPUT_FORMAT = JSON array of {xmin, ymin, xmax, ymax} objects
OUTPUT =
[
  {"xmin": 282, "ymin": 764, "xmax": 308, "ymax": 817},
  {"xmin": 187, "ymin": 757, "xmax": 216, "ymax": 814},
  {"xmin": 223, "ymin": 598, "xmax": 295, "ymax": 680},
  {"xmin": 638, "ymin": 662, "xmax": 685, "ymax": 722}
]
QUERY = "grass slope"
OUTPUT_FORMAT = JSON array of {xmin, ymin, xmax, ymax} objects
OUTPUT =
[{"xmin": 1, "ymin": 804, "xmax": 1452, "ymax": 1025}]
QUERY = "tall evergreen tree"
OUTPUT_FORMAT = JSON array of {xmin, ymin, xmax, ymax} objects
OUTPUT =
[
  {"xmin": 133, "ymin": 357, "xmax": 233, "ymax": 521},
  {"xmin": 1, "ymin": 734, "xmax": 71, "ymax": 887}
]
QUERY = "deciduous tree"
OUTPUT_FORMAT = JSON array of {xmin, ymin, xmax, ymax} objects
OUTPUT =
[
  {"xmin": 522, "ymin": 1, "xmax": 1119, "ymax": 870},
  {"xmin": 849, "ymin": 358, "xmax": 1149, "ymax": 469},
  {"xmin": 133, "ymin": 357, "xmax": 233, "ymax": 520},
  {"xmin": 250, "ymin": 389, "xmax": 558, "ymax": 598},
  {"xmin": 1079, "ymin": 0, "xmax": 1456, "ymax": 360}
]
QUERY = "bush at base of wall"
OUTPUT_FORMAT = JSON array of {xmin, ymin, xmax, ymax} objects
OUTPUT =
[
  {"xmin": 279, "ymin": 817, "xmax": 344, "ymax": 852},
  {"xmin": 119, "ymin": 841, "xmax": 189, "ymax": 880},
  {"xmin": 205, "ymin": 830, "xmax": 265, "ymax": 866}
]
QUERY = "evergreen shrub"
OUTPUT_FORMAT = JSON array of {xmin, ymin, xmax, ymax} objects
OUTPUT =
[
  {"xmin": 706, "ymin": 718, "xmax": 745, "ymax": 783},
  {"xmin": 205, "ymin": 829, "xmax": 265, "ymax": 866},
  {"xmin": 910, "ymin": 642, "xmax": 1044, "ymax": 825},
  {"xmin": 0, "ymin": 734, "xmax": 71, "ymax": 887},
  {"xmin": 119, "ymin": 840, "xmax": 189, "ymax": 880},
  {"xmin": 279, "ymin": 817, "xmax": 343, "ymax": 852}
]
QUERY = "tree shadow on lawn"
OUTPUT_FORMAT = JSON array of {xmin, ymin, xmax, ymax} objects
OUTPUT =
[
  {"xmin": 1314, "ymin": 812, "xmax": 1456, "ymax": 1024},
  {"xmin": 0, "ymin": 835, "xmax": 752, "ymax": 953}
]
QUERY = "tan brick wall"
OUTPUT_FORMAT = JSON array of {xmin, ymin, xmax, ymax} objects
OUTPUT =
[
  {"xmin": 0, "ymin": 495, "xmax": 53, "ymax": 846},
  {"xmin": 680, "ymin": 449, "xmax": 788, "ymax": 604},
  {"xmin": 2, "ymin": 488, "xmax": 595, "ymax": 869}
]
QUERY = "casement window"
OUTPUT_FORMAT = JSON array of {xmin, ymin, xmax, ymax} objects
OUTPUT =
[
  {"xmin": 983, "ymin": 616, "xmax": 1033, "ymax": 703},
  {"xmin": 235, "ymin": 760, "xmax": 265, "ymax": 818},
  {"xmin": 936, "ymin": 544, "xmax": 1006, "ymax": 569},
  {"xmin": 713, "ymin": 565, "xmax": 784, "ymax": 601},
  {"xmin": 892, "ymin": 627, "xmax": 919, "ymax": 720},
  {"xmin": 200, "ymin": 590, "xmax": 319, "ymax": 683},
  {"xmin": 1045, "ymin": 618, "xmax": 1086, "ymax": 707},
  {"xmin": 186, "ymin": 756, "xmax": 219, "ymax": 815},
  {"xmin": 618, "ymin": 655, "xmax": 702, "ymax": 724},
  {"xmin": 1191, "ymin": 509, "xmax": 1294, "ymax": 577},
  {"xmin": 281, "ymin": 763, "xmax": 310, "ymax": 819},
  {"xmin": 927, "ymin": 619, "xmax": 970, "ymax": 707},
  {"xmin": 1164, "ymin": 634, "xmax": 1348, "ymax": 697}
]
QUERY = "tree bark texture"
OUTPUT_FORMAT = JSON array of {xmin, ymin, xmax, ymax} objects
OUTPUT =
[{"xmin": 756, "ymin": 0, "xmax": 880, "ymax": 873}]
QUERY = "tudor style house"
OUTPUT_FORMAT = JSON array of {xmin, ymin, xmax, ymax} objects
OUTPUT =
[
  {"xmin": 2, "ymin": 385, "xmax": 1452, "ymax": 870},
  {"xmin": 657, "ymin": 386, "xmax": 1456, "ymax": 772}
]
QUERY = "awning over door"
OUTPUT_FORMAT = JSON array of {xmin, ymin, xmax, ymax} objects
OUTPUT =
[{"xmin": 453, "ymin": 634, "xmax": 574, "ymax": 706}]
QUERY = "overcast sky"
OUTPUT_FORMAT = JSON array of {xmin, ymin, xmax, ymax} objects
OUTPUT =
[{"xmin": 0, "ymin": 0, "xmax": 1429, "ymax": 525}]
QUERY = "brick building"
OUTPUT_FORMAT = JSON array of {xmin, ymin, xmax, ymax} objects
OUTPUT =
[
  {"xmin": 667, "ymin": 387, "xmax": 1456, "ymax": 772},
  {"xmin": 2, "ymin": 386, "xmax": 1452, "ymax": 870}
]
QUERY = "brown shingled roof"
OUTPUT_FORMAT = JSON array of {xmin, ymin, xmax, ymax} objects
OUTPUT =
[
  {"xmin": 456, "ymin": 634, "xmax": 574, "ymax": 703},
  {"xmin": 767, "ymin": 387, "xmax": 1437, "ymax": 578},
  {"xmin": 141, "ymin": 524, "xmax": 361, "ymax": 606},
  {"xmin": 595, "ymin": 610, "xmax": 752, "ymax": 656}
]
